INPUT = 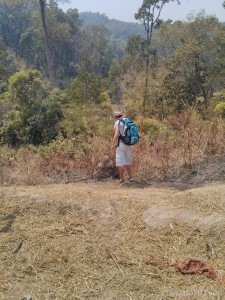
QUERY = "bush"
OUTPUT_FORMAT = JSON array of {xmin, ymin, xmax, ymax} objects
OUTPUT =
[
  {"xmin": 214, "ymin": 102, "xmax": 225, "ymax": 118},
  {"xmin": 135, "ymin": 117, "xmax": 177, "ymax": 144}
]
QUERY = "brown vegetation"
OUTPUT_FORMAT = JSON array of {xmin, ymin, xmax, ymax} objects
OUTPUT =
[{"xmin": 1, "ymin": 111, "xmax": 225, "ymax": 186}]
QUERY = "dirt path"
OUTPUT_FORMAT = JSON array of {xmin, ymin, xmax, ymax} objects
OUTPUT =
[
  {"xmin": 1, "ymin": 180, "xmax": 225, "ymax": 299},
  {"xmin": 2, "ymin": 179, "xmax": 225, "ymax": 229}
]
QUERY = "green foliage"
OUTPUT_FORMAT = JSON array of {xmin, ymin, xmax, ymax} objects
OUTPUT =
[
  {"xmin": 135, "ymin": 0, "xmax": 180, "ymax": 29},
  {"xmin": 0, "ymin": 69, "xmax": 65, "ymax": 146},
  {"xmin": 214, "ymin": 100, "xmax": 225, "ymax": 118},
  {"xmin": 126, "ymin": 35, "xmax": 146, "ymax": 58},
  {"xmin": 159, "ymin": 14, "xmax": 225, "ymax": 111},
  {"xmin": 67, "ymin": 52, "xmax": 109, "ymax": 105},
  {"xmin": 60, "ymin": 100, "xmax": 113, "ymax": 140},
  {"xmin": 0, "ymin": 110, "xmax": 23, "ymax": 146},
  {"xmin": 140, "ymin": 117, "xmax": 161, "ymax": 142},
  {"xmin": 0, "ymin": 0, "xmax": 37, "ymax": 52},
  {"xmin": 60, "ymin": 79, "xmax": 113, "ymax": 141},
  {"xmin": 7, "ymin": 69, "xmax": 50, "ymax": 105},
  {"xmin": 136, "ymin": 116, "xmax": 177, "ymax": 143},
  {"xmin": 68, "ymin": 74, "xmax": 106, "ymax": 104},
  {"xmin": 108, "ymin": 62, "xmax": 126, "ymax": 102},
  {"xmin": 0, "ymin": 43, "xmax": 6, "ymax": 78},
  {"xmin": 134, "ymin": 0, "xmax": 181, "ymax": 113},
  {"xmin": 113, "ymin": 12, "xmax": 225, "ymax": 119},
  {"xmin": 79, "ymin": 12, "xmax": 145, "ymax": 53},
  {"xmin": 1, "ymin": 1, "xmax": 225, "ymax": 155},
  {"xmin": 41, "ymin": 98, "xmax": 114, "ymax": 169},
  {"xmin": 0, "ymin": 1, "xmax": 84, "ymax": 84},
  {"xmin": 84, "ymin": 25, "xmax": 115, "ymax": 77},
  {"xmin": 0, "ymin": 1, "xmax": 136, "ymax": 85},
  {"xmin": 38, "ymin": 135, "xmax": 82, "ymax": 161}
]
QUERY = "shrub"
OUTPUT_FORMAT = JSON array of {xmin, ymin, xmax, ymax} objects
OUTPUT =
[
  {"xmin": 214, "ymin": 102, "xmax": 225, "ymax": 118},
  {"xmin": 135, "ymin": 117, "xmax": 177, "ymax": 144}
]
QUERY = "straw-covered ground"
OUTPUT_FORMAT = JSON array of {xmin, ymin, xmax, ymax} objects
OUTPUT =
[{"xmin": 1, "ymin": 178, "xmax": 225, "ymax": 300}]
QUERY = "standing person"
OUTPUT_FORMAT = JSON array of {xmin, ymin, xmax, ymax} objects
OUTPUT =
[{"xmin": 111, "ymin": 111, "xmax": 132, "ymax": 183}]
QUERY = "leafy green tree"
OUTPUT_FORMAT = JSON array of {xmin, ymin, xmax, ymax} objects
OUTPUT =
[
  {"xmin": 7, "ymin": 69, "xmax": 49, "ymax": 105},
  {"xmin": 160, "ymin": 14, "xmax": 225, "ymax": 111},
  {"xmin": 68, "ymin": 51, "xmax": 107, "ymax": 104},
  {"xmin": 125, "ymin": 35, "xmax": 146, "ymax": 70},
  {"xmin": 0, "ymin": 0, "xmax": 84, "ymax": 85},
  {"xmin": 135, "ymin": 0, "xmax": 180, "ymax": 113},
  {"xmin": 37, "ymin": 1, "xmax": 71, "ymax": 86},
  {"xmin": 35, "ymin": 5, "xmax": 83, "ymax": 83},
  {"xmin": 0, "ymin": 0, "xmax": 36, "ymax": 53},
  {"xmin": 0, "ymin": 69, "xmax": 64, "ymax": 145},
  {"xmin": 83, "ymin": 24, "xmax": 115, "ymax": 77},
  {"xmin": 0, "ymin": 110, "xmax": 23, "ymax": 147},
  {"xmin": 108, "ymin": 34, "xmax": 148, "ymax": 103},
  {"xmin": 108, "ymin": 63, "xmax": 124, "ymax": 102}
]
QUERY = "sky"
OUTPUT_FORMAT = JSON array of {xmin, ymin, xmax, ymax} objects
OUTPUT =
[{"xmin": 59, "ymin": 0, "xmax": 225, "ymax": 23}]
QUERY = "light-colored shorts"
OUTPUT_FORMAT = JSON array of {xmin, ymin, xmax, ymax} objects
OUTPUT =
[{"xmin": 116, "ymin": 142, "xmax": 132, "ymax": 167}]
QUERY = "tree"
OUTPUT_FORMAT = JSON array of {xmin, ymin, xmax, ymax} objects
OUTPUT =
[
  {"xmin": 125, "ymin": 35, "xmax": 146, "ymax": 70},
  {"xmin": 0, "ymin": 0, "xmax": 36, "ymax": 53},
  {"xmin": 68, "ymin": 51, "xmax": 107, "ymax": 105},
  {"xmin": 0, "ymin": 69, "xmax": 64, "ymax": 145},
  {"xmin": 0, "ymin": 44, "xmax": 7, "ymax": 85},
  {"xmin": 22, "ymin": 3, "xmax": 83, "ymax": 84},
  {"xmin": 135, "ymin": 0, "xmax": 180, "ymax": 113},
  {"xmin": 83, "ymin": 24, "xmax": 114, "ymax": 77},
  {"xmin": 147, "ymin": 13, "xmax": 225, "ymax": 116},
  {"xmin": 38, "ymin": 0, "xmax": 56, "ymax": 87},
  {"xmin": 38, "ymin": 0, "xmax": 70, "ymax": 85}
]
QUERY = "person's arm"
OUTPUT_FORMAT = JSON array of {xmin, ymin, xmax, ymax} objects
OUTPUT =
[{"xmin": 111, "ymin": 126, "xmax": 120, "ymax": 149}]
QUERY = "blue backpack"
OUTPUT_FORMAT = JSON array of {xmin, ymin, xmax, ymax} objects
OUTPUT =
[{"xmin": 119, "ymin": 118, "xmax": 140, "ymax": 145}]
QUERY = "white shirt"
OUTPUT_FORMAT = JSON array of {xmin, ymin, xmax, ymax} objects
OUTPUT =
[
  {"xmin": 114, "ymin": 118, "xmax": 129, "ymax": 148},
  {"xmin": 114, "ymin": 118, "xmax": 125, "ymax": 136}
]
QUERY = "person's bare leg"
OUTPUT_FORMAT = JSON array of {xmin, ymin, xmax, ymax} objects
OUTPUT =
[
  {"xmin": 119, "ymin": 166, "xmax": 125, "ymax": 182},
  {"xmin": 125, "ymin": 165, "xmax": 132, "ymax": 179}
]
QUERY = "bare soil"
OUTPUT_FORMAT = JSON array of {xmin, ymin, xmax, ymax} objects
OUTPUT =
[{"xmin": 1, "ymin": 172, "xmax": 225, "ymax": 299}]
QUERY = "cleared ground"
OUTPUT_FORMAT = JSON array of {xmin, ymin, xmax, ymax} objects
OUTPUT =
[{"xmin": 1, "ymin": 179, "xmax": 225, "ymax": 299}]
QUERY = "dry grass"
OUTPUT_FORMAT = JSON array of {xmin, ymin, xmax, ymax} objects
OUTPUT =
[
  {"xmin": 1, "ymin": 182, "xmax": 225, "ymax": 299},
  {"xmin": 0, "ymin": 148, "xmax": 49, "ymax": 186},
  {"xmin": 1, "ymin": 113, "xmax": 225, "ymax": 186}
]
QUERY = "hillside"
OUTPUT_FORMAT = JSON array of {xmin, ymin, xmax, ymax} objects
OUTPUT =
[
  {"xmin": 79, "ymin": 12, "xmax": 145, "ymax": 42},
  {"xmin": 1, "ymin": 177, "xmax": 225, "ymax": 299}
]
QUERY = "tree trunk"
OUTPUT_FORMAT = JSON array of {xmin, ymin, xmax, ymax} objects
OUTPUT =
[
  {"xmin": 143, "ymin": 14, "xmax": 154, "ymax": 114},
  {"xmin": 39, "ymin": 0, "xmax": 56, "ymax": 87}
]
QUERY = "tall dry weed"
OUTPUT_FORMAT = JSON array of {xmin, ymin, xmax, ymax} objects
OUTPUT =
[
  {"xmin": 0, "ymin": 148, "xmax": 48, "ymax": 185},
  {"xmin": 132, "ymin": 112, "xmax": 225, "ymax": 179},
  {"xmin": 78, "ymin": 136, "xmax": 112, "ymax": 175}
]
